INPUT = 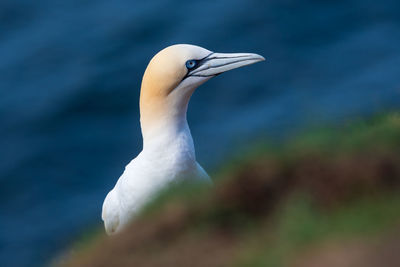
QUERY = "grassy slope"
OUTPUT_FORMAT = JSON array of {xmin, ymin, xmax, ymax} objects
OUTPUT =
[{"xmin": 63, "ymin": 113, "xmax": 400, "ymax": 267}]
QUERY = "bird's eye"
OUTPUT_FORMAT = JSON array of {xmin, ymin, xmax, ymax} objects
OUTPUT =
[{"xmin": 185, "ymin": 60, "xmax": 197, "ymax": 70}]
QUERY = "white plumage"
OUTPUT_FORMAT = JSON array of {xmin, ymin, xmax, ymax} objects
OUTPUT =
[{"xmin": 102, "ymin": 44, "xmax": 264, "ymax": 234}]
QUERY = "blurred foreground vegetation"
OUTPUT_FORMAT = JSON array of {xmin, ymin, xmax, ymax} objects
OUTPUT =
[{"xmin": 61, "ymin": 113, "xmax": 400, "ymax": 267}]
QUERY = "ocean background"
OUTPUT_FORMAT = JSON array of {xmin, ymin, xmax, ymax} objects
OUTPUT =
[{"xmin": 0, "ymin": 0, "xmax": 399, "ymax": 266}]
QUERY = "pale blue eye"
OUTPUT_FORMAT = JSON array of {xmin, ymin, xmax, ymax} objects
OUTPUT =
[{"xmin": 186, "ymin": 60, "xmax": 197, "ymax": 70}]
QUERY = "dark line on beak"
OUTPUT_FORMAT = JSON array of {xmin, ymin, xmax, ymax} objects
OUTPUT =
[
  {"xmin": 182, "ymin": 53, "xmax": 253, "ymax": 81},
  {"xmin": 190, "ymin": 57, "xmax": 253, "ymax": 76},
  {"xmin": 203, "ymin": 54, "xmax": 250, "ymax": 60},
  {"xmin": 185, "ymin": 54, "xmax": 252, "ymax": 79},
  {"xmin": 189, "ymin": 74, "xmax": 216, "ymax": 78}
]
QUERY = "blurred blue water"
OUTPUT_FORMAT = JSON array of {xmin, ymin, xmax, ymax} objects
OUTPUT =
[{"xmin": 1, "ymin": 0, "xmax": 400, "ymax": 266}]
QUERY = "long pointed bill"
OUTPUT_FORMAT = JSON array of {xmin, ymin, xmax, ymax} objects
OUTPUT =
[{"xmin": 188, "ymin": 52, "xmax": 265, "ymax": 78}]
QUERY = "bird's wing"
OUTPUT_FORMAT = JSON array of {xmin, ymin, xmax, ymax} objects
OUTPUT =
[{"xmin": 102, "ymin": 188, "xmax": 120, "ymax": 235}]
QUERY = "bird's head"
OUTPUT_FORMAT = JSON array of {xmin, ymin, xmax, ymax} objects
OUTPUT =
[{"xmin": 140, "ymin": 44, "xmax": 264, "ymax": 135}]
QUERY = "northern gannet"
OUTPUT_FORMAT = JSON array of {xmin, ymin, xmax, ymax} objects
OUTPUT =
[{"xmin": 102, "ymin": 44, "xmax": 264, "ymax": 234}]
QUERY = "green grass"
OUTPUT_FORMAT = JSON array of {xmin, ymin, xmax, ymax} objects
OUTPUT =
[
  {"xmin": 236, "ymin": 193, "xmax": 400, "ymax": 267},
  {"xmin": 288, "ymin": 113, "xmax": 400, "ymax": 154}
]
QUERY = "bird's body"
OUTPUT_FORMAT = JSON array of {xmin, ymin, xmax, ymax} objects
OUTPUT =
[
  {"xmin": 102, "ymin": 44, "xmax": 264, "ymax": 234},
  {"xmin": 102, "ymin": 119, "xmax": 209, "ymax": 233}
]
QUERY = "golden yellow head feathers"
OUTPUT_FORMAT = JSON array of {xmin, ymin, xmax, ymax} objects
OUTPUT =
[{"xmin": 141, "ymin": 44, "xmax": 211, "ymax": 99}]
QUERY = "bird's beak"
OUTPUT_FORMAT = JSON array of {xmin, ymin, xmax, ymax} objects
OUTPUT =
[{"xmin": 188, "ymin": 52, "xmax": 265, "ymax": 78}]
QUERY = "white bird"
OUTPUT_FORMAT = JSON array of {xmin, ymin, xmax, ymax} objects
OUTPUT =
[{"xmin": 102, "ymin": 44, "xmax": 264, "ymax": 234}]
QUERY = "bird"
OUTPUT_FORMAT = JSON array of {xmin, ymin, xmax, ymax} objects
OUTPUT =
[{"xmin": 102, "ymin": 44, "xmax": 264, "ymax": 234}]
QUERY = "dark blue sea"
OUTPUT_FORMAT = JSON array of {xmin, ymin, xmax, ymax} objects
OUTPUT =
[{"xmin": 1, "ymin": 0, "xmax": 399, "ymax": 266}]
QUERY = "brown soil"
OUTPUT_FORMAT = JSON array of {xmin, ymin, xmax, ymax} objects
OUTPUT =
[{"xmin": 292, "ymin": 228, "xmax": 400, "ymax": 267}]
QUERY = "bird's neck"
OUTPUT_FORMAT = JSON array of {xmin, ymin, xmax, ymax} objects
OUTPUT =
[{"xmin": 140, "ymin": 100, "xmax": 195, "ymax": 158}]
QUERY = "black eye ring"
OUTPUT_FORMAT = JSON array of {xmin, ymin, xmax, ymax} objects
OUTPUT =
[{"xmin": 185, "ymin": 60, "xmax": 197, "ymax": 70}]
